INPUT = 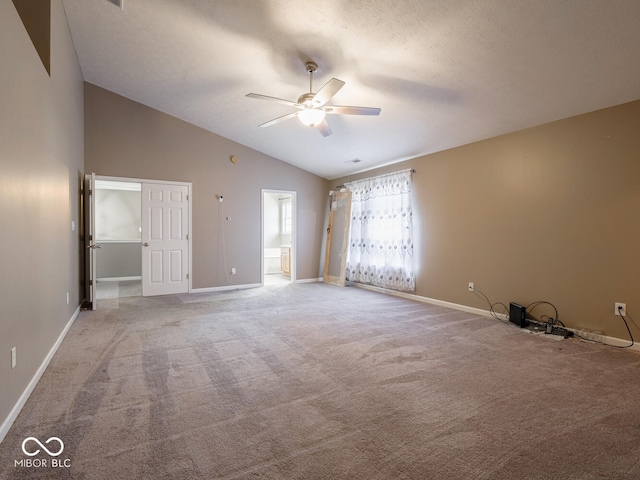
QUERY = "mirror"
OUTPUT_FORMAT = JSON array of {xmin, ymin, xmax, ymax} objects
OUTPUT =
[{"xmin": 323, "ymin": 190, "xmax": 352, "ymax": 286}]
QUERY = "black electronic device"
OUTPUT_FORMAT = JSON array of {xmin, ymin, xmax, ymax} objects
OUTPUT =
[{"xmin": 509, "ymin": 302, "xmax": 527, "ymax": 328}]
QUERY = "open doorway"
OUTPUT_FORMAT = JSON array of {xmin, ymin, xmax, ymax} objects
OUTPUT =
[
  {"xmin": 85, "ymin": 175, "xmax": 192, "ymax": 307},
  {"xmin": 262, "ymin": 190, "xmax": 296, "ymax": 286},
  {"xmin": 94, "ymin": 179, "xmax": 142, "ymax": 300}
]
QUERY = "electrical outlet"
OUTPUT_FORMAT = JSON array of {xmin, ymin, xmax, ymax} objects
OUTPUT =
[
  {"xmin": 231, "ymin": 268, "xmax": 236, "ymax": 275},
  {"xmin": 468, "ymin": 282, "xmax": 474, "ymax": 292},
  {"xmin": 11, "ymin": 347, "xmax": 16, "ymax": 369},
  {"xmin": 615, "ymin": 302, "xmax": 626, "ymax": 316}
]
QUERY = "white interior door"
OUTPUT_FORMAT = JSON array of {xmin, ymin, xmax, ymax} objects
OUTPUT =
[
  {"xmin": 141, "ymin": 183, "xmax": 189, "ymax": 296},
  {"xmin": 83, "ymin": 173, "xmax": 97, "ymax": 310}
]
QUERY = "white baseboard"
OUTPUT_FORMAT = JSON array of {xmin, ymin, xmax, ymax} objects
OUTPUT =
[
  {"xmin": 97, "ymin": 276, "xmax": 142, "ymax": 282},
  {"xmin": 191, "ymin": 283, "xmax": 262, "ymax": 293},
  {"xmin": 192, "ymin": 278, "xmax": 322, "ymax": 291},
  {"xmin": 566, "ymin": 328, "xmax": 640, "ymax": 352},
  {"xmin": 348, "ymin": 282, "xmax": 508, "ymax": 321},
  {"xmin": 295, "ymin": 277, "xmax": 323, "ymax": 284},
  {"xmin": 348, "ymin": 282, "xmax": 640, "ymax": 351},
  {"xmin": 0, "ymin": 306, "xmax": 81, "ymax": 445}
]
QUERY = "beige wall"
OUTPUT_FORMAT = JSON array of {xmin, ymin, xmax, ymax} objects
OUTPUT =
[
  {"xmin": 1, "ymin": 0, "xmax": 84, "ymax": 433},
  {"xmin": 334, "ymin": 100, "xmax": 640, "ymax": 342},
  {"xmin": 84, "ymin": 84, "xmax": 330, "ymax": 288}
]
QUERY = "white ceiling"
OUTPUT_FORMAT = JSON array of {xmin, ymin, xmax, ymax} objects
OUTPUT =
[{"xmin": 61, "ymin": 0, "xmax": 640, "ymax": 180}]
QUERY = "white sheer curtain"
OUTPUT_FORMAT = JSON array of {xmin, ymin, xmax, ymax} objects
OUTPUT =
[{"xmin": 345, "ymin": 170, "xmax": 415, "ymax": 292}]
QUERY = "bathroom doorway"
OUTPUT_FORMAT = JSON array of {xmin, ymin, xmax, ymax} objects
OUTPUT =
[{"xmin": 262, "ymin": 190, "xmax": 296, "ymax": 286}]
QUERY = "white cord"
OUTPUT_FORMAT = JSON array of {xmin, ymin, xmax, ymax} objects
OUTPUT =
[{"xmin": 219, "ymin": 201, "xmax": 231, "ymax": 283}]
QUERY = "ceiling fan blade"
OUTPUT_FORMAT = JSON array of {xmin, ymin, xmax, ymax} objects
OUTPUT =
[
  {"xmin": 259, "ymin": 111, "xmax": 299, "ymax": 128},
  {"xmin": 324, "ymin": 105, "xmax": 381, "ymax": 116},
  {"xmin": 246, "ymin": 93, "xmax": 301, "ymax": 108},
  {"xmin": 316, "ymin": 118, "xmax": 333, "ymax": 137},
  {"xmin": 312, "ymin": 78, "xmax": 345, "ymax": 107}
]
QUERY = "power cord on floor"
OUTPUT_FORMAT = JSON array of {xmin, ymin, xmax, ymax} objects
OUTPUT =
[
  {"xmin": 525, "ymin": 301, "xmax": 559, "ymax": 325},
  {"xmin": 522, "ymin": 300, "xmax": 571, "ymax": 335},
  {"xmin": 472, "ymin": 288, "xmax": 510, "ymax": 323},
  {"xmin": 472, "ymin": 289, "xmax": 565, "ymax": 333},
  {"xmin": 471, "ymin": 288, "xmax": 634, "ymax": 348}
]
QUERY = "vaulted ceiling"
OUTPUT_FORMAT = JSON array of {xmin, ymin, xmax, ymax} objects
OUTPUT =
[{"xmin": 62, "ymin": 0, "xmax": 640, "ymax": 179}]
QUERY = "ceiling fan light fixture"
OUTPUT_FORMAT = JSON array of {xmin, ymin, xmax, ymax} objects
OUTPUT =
[
  {"xmin": 246, "ymin": 60, "xmax": 379, "ymax": 136},
  {"xmin": 298, "ymin": 108, "xmax": 325, "ymax": 127}
]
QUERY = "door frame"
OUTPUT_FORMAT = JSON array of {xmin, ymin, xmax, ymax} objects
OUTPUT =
[
  {"xmin": 261, "ymin": 189, "xmax": 296, "ymax": 285},
  {"xmin": 86, "ymin": 175, "xmax": 193, "ymax": 303}
]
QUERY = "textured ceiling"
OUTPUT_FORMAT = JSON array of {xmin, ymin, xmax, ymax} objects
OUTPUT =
[{"xmin": 62, "ymin": 0, "xmax": 640, "ymax": 179}]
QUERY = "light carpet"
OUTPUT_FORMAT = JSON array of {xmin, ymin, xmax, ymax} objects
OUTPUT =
[{"xmin": 2, "ymin": 282, "xmax": 640, "ymax": 479}]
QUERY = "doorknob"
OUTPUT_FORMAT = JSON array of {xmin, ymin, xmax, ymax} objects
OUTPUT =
[{"xmin": 143, "ymin": 242, "xmax": 149, "ymax": 247}]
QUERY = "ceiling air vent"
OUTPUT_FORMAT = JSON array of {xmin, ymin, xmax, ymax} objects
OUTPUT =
[{"xmin": 106, "ymin": 0, "xmax": 124, "ymax": 9}]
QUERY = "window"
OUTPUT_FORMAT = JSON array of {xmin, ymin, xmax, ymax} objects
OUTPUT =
[
  {"xmin": 281, "ymin": 200, "xmax": 292, "ymax": 235},
  {"xmin": 345, "ymin": 170, "xmax": 414, "ymax": 292}
]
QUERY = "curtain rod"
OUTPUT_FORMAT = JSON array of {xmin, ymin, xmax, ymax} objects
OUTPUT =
[{"xmin": 335, "ymin": 168, "xmax": 415, "ymax": 190}]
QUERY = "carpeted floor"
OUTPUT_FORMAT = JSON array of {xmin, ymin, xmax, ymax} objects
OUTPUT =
[
  {"xmin": 263, "ymin": 274, "xmax": 292, "ymax": 287},
  {"xmin": 96, "ymin": 279, "xmax": 142, "ymax": 300},
  {"xmin": 2, "ymin": 282, "xmax": 640, "ymax": 479}
]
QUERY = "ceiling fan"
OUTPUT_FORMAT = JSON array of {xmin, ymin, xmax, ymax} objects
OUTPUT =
[{"xmin": 246, "ymin": 61, "xmax": 381, "ymax": 137}]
